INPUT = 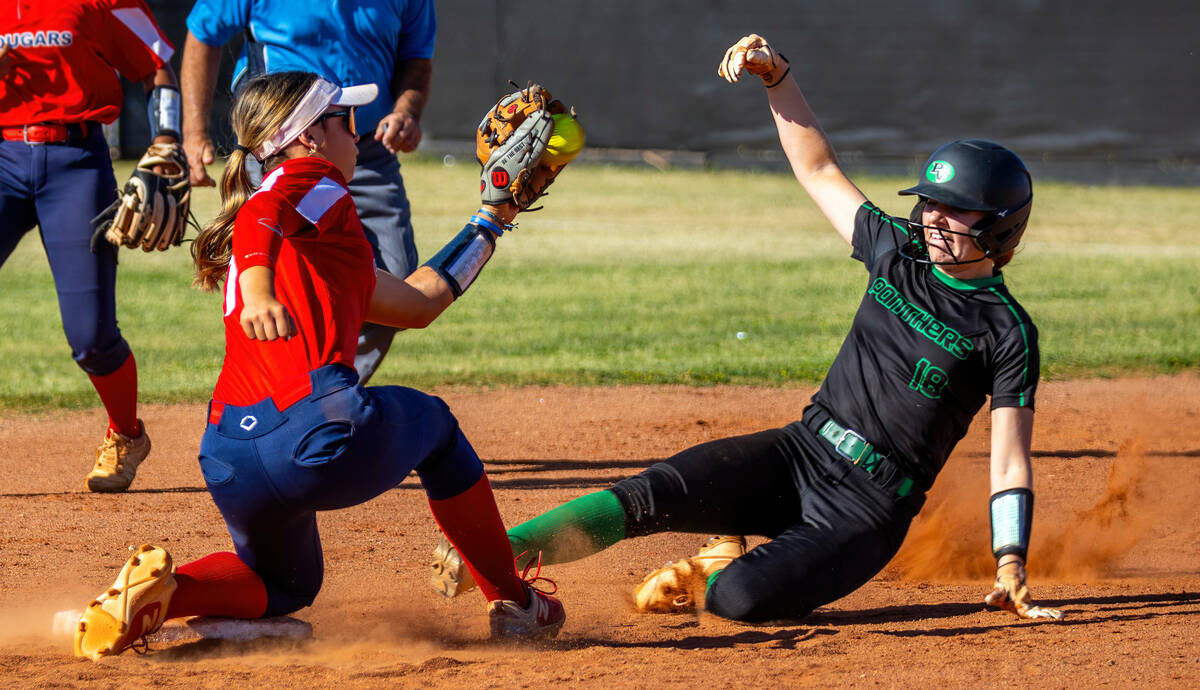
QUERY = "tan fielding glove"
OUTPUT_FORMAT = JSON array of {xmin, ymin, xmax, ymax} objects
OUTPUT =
[
  {"xmin": 91, "ymin": 143, "xmax": 191, "ymax": 253},
  {"xmin": 984, "ymin": 561, "xmax": 1064, "ymax": 620},
  {"xmin": 476, "ymin": 83, "xmax": 581, "ymax": 210}
]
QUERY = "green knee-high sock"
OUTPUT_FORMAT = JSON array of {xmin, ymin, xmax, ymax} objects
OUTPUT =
[{"xmin": 508, "ymin": 490, "xmax": 626, "ymax": 571}]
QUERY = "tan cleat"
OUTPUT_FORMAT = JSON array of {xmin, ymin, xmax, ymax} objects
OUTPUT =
[
  {"xmin": 75, "ymin": 544, "xmax": 177, "ymax": 661},
  {"xmin": 86, "ymin": 422, "xmax": 150, "ymax": 493},
  {"xmin": 430, "ymin": 533, "xmax": 477, "ymax": 598},
  {"xmin": 633, "ymin": 535, "xmax": 746, "ymax": 613}
]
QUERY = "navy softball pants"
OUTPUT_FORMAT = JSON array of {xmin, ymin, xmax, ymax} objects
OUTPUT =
[
  {"xmin": 0, "ymin": 128, "xmax": 130, "ymax": 375},
  {"xmin": 198, "ymin": 365, "xmax": 484, "ymax": 616},
  {"xmin": 610, "ymin": 423, "xmax": 926, "ymax": 622}
]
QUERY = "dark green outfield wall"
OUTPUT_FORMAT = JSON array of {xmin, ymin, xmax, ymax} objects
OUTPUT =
[{"xmin": 133, "ymin": 1, "xmax": 1199, "ymax": 184}]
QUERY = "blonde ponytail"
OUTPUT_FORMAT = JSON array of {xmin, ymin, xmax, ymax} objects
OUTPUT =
[{"xmin": 191, "ymin": 71, "xmax": 320, "ymax": 291}]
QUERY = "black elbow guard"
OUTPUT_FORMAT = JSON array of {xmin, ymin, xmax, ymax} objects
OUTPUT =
[
  {"xmin": 990, "ymin": 488, "xmax": 1033, "ymax": 562},
  {"xmin": 423, "ymin": 218, "xmax": 501, "ymax": 297}
]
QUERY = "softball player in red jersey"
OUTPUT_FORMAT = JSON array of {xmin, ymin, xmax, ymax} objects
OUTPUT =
[
  {"xmin": 0, "ymin": 0, "xmax": 181, "ymax": 492},
  {"xmin": 73, "ymin": 71, "xmax": 563, "ymax": 661}
]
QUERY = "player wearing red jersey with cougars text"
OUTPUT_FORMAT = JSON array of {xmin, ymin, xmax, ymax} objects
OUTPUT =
[
  {"xmin": 1, "ymin": 0, "xmax": 182, "ymax": 492},
  {"xmin": 73, "ymin": 72, "xmax": 569, "ymax": 660}
]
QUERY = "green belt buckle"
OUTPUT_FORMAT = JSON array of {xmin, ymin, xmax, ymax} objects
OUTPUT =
[
  {"xmin": 835, "ymin": 430, "xmax": 868, "ymax": 463},
  {"xmin": 821, "ymin": 419, "xmax": 915, "ymax": 498}
]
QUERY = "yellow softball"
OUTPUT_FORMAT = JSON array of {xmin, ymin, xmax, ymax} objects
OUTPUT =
[{"xmin": 543, "ymin": 113, "xmax": 585, "ymax": 166}]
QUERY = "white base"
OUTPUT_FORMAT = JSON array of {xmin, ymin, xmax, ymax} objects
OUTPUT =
[
  {"xmin": 52, "ymin": 608, "xmax": 312, "ymax": 643},
  {"xmin": 52, "ymin": 609, "xmax": 83, "ymax": 637},
  {"xmin": 159, "ymin": 616, "xmax": 313, "ymax": 642}
]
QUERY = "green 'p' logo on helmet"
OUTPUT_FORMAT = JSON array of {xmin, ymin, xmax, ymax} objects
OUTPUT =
[{"xmin": 926, "ymin": 160, "xmax": 956, "ymax": 184}]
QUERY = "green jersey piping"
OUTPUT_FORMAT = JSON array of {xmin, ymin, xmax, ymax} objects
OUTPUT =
[
  {"xmin": 986, "ymin": 286, "xmax": 1033, "ymax": 407},
  {"xmin": 864, "ymin": 202, "xmax": 909, "ymax": 236}
]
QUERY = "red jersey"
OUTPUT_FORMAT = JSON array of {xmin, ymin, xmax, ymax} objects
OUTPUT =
[
  {"xmin": 213, "ymin": 157, "xmax": 377, "ymax": 406},
  {"xmin": 0, "ymin": 0, "xmax": 172, "ymax": 126}
]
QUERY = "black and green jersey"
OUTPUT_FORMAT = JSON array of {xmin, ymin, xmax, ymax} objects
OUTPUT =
[{"xmin": 801, "ymin": 202, "xmax": 1039, "ymax": 490}]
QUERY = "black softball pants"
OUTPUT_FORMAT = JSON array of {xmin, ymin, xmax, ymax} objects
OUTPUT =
[{"xmin": 609, "ymin": 423, "xmax": 924, "ymax": 622}]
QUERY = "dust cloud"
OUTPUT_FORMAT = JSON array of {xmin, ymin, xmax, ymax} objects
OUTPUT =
[{"xmin": 890, "ymin": 436, "xmax": 1188, "ymax": 583}]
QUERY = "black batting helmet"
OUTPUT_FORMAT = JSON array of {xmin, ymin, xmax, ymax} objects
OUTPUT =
[{"xmin": 897, "ymin": 139, "xmax": 1033, "ymax": 263}]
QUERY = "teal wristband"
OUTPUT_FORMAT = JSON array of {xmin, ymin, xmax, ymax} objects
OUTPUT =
[{"xmin": 990, "ymin": 488, "xmax": 1033, "ymax": 562}]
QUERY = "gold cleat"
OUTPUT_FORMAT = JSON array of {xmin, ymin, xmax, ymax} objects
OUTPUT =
[
  {"xmin": 75, "ymin": 544, "xmax": 177, "ymax": 660},
  {"xmin": 633, "ymin": 535, "xmax": 746, "ymax": 613}
]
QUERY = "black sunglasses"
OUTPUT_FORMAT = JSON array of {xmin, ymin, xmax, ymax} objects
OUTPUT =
[{"xmin": 314, "ymin": 107, "xmax": 357, "ymax": 137}]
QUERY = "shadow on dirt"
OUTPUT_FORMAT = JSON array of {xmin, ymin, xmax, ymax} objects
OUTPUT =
[
  {"xmin": 871, "ymin": 591, "xmax": 1200, "ymax": 638},
  {"xmin": 0, "ymin": 458, "xmax": 651, "ymax": 497},
  {"xmin": 150, "ymin": 636, "xmax": 312, "ymax": 661},
  {"xmin": 561, "ymin": 626, "xmax": 837, "ymax": 651},
  {"xmin": 806, "ymin": 602, "xmax": 983, "ymax": 625},
  {"xmin": 595, "ymin": 592, "xmax": 1200, "ymax": 646},
  {"xmin": 384, "ymin": 457, "xmax": 656, "ymax": 491},
  {"xmin": 482, "ymin": 458, "xmax": 651, "ymax": 489},
  {"xmin": 1046, "ymin": 590, "xmax": 1200, "ymax": 610},
  {"xmin": 966, "ymin": 449, "xmax": 1200, "ymax": 458},
  {"xmin": 0, "ymin": 486, "xmax": 209, "ymax": 497}
]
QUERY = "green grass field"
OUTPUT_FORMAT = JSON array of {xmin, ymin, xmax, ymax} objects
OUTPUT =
[{"xmin": 1, "ymin": 155, "xmax": 1197, "ymax": 412}]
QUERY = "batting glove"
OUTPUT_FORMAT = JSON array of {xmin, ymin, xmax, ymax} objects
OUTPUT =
[
  {"xmin": 718, "ymin": 34, "xmax": 790, "ymax": 87},
  {"xmin": 984, "ymin": 562, "xmax": 1064, "ymax": 621}
]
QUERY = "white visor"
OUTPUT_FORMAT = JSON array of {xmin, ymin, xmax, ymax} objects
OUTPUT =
[{"xmin": 252, "ymin": 78, "xmax": 378, "ymax": 160}]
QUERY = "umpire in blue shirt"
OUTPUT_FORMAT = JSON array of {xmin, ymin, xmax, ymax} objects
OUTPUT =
[{"xmin": 181, "ymin": 0, "xmax": 435, "ymax": 384}]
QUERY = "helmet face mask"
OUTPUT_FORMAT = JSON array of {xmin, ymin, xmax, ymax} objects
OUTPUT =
[
  {"xmin": 894, "ymin": 139, "xmax": 1033, "ymax": 267},
  {"xmin": 897, "ymin": 199, "xmax": 990, "ymax": 266}
]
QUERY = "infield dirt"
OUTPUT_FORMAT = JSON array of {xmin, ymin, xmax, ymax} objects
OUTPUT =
[{"xmin": 1, "ymin": 376, "xmax": 1197, "ymax": 687}]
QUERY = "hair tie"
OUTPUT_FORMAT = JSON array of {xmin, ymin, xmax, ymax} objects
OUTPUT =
[{"xmin": 232, "ymin": 144, "xmax": 261, "ymax": 162}]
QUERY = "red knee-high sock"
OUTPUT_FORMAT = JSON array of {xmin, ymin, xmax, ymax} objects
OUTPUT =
[
  {"xmin": 428, "ymin": 474, "xmax": 527, "ymax": 605},
  {"xmin": 87, "ymin": 353, "xmax": 140, "ymax": 437},
  {"xmin": 166, "ymin": 552, "xmax": 269, "ymax": 619}
]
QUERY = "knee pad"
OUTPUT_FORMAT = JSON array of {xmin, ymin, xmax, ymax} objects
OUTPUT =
[
  {"xmin": 73, "ymin": 337, "xmax": 131, "ymax": 376},
  {"xmin": 609, "ymin": 462, "xmax": 689, "ymax": 537},
  {"xmin": 263, "ymin": 581, "xmax": 321, "ymax": 618},
  {"xmin": 704, "ymin": 562, "xmax": 811, "ymax": 623},
  {"xmin": 254, "ymin": 553, "xmax": 325, "ymax": 617}
]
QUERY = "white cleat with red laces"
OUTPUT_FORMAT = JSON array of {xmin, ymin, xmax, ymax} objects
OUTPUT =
[{"xmin": 488, "ymin": 583, "xmax": 565, "ymax": 640}]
